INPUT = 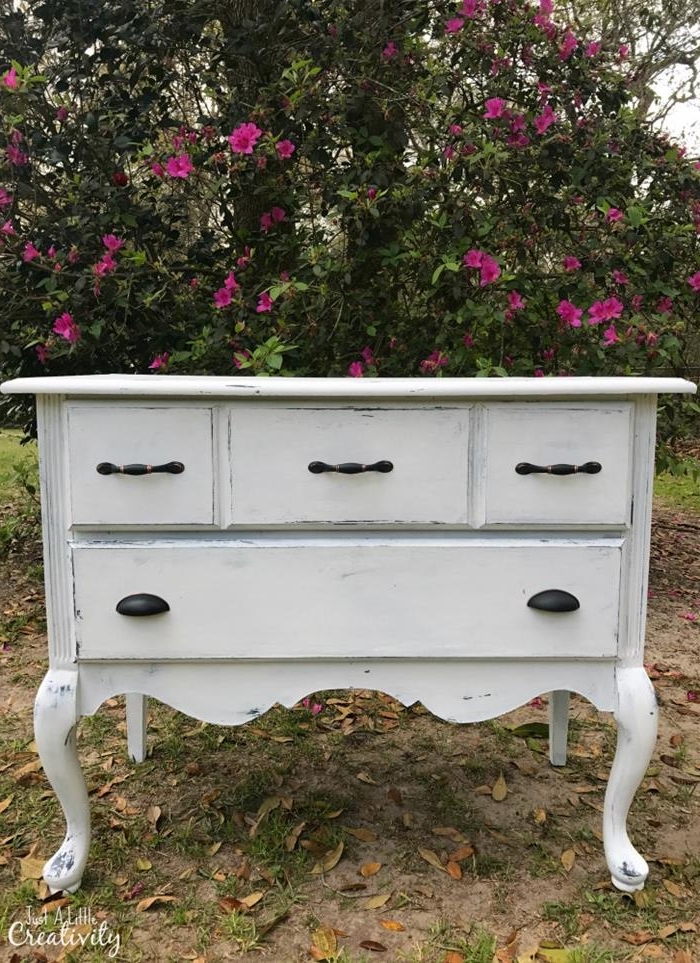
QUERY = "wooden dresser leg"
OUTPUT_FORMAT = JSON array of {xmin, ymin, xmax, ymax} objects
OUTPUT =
[
  {"xmin": 548, "ymin": 690, "xmax": 570, "ymax": 766},
  {"xmin": 604, "ymin": 667, "xmax": 657, "ymax": 892},
  {"xmin": 34, "ymin": 669, "xmax": 91, "ymax": 893},
  {"xmin": 126, "ymin": 693, "xmax": 147, "ymax": 763}
]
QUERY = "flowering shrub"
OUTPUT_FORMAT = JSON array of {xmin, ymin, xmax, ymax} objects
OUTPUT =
[{"xmin": 1, "ymin": 0, "xmax": 699, "ymax": 433}]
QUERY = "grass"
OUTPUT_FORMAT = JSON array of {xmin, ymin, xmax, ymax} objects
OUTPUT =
[{"xmin": 0, "ymin": 427, "xmax": 36, "ymax": 500}]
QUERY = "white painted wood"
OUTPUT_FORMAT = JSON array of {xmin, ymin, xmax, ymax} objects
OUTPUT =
[
  {"xmin": 1, "ymin": 374, "xmax": 696, "ymax": 398},
  {"xmin": 72, "ymin": 538, "xmax": 622, "ymax": 660},
  {"xmin": 125, "ymin": 694, "xmax": 147, "ymax": 763},
  {"xmin": 2, "ymin": 374, "xmax": 695, "ymax": 893},
  {"xmin": 76, "ymin": 659, "xmax": 619, "ymax": 722},
  {"xmin": 483, "ymin": 403, "xmax": 632, "ymax": 525},
  {"xmin": 34, "ymin": 669, "xmax": 90, "ymax": 894},
  {"xmin": 604, "ymin": 667, "xmax": 658, "ymax": 892},
  {"xmin": 66, "ymin": 404, "xmax": 215, "ymax": 526},
  {"xmin": 229, "ymin": 406, "xmax": 470, "ymax": 524},
  {"xmin": 548, "ymin": 690, "xmax": 570, "ymax": 766}
]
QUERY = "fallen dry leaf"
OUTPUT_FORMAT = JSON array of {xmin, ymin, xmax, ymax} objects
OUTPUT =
[
  {"xmin": 359, "ymin": 940, "xmax": 387, "ymax": 952},
  {"xmin": 311, "ymin": 841, "xmax": 344, "ymax": 874},
  {"xmin": 620, "ymin": 930, "xmax": 655, "ymax": 945},
  {"xmin": 356, "ymin": 771, "xmax": 377, "ymax": 784},
  {"xmin": 345, "ymin": 827, "xmax": 378, "ymax": 843},
  {"xmin": 135, "ymin": 857, "xmax": 152, "ymax": 871},
  {"xmin": 532, "ymin": 808, "xmax": 547, "ymax": 825},
  {"xmin": 135, "ymin": 894, "xmax": 176, "ymax": 911},
  {"xmin": 20, "ymin": 844, "xmax": 45, "ymax": 881},
  {"xmin": 359, "ymin": 862, "xmax": 382, "ymax": 877},
  {"xmin": 284, "ymin": 820, "xmax": 306, "ymax": 852},
  {"xmin": 560, "ymin": 849, "xmax": 576, "ymax": 872},
  {"xmin": 443, "ymin": 952, "xmax": 465, "ymax": 963},
  {"xmin": 0, "ymin": 795, "xmax": 13, "ymax": 815},
  {"xmin": 363, "ymin": 893, "xmax": 391, "ymax": 910},
  {"xmin": 379, "ymin": 919, "xmax": 405, "ymax": 932},
  {"xmin": 239, "ymin": 891, "xmax": 265, "ymax": 908},
  {"xmin": 674, "ymin": 951, "xmax": 693, "ymax": 963},
  {"xmin": 445, "ymin": 860, "xmax": 462, "ymax": 880},
  {"xmin": 387, "ymin": 787, "xmax": 403, "ymax": 806},
  {"xmin": 418, "ymin": 848, "xmax": 446, "ymax": 873},
  {"xmin": 448, "ymin": 844, "xmax": 474, "ymax": 862},
  {"xmin": 492, "ymin": 773, "xmax": 508, "ymax": 801},
  {"xmin": 662, "ymin": 878, "xmax": 683, "ymax": 898}
]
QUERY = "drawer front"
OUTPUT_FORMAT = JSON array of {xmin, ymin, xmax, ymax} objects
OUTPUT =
[
  {"xmin": 229, "ymin": 407, "xmax": 470, "ymax": 525},
  {"xmin": 73, "ymin": 539, "xmax": 621, "ymax": 660},
  {"xmin": 483, "ymin": 403, "xmax": 632, "ymax": 525},
  {"xmin": 67, "ymin": 405, "xmax": 215, "ymax": 526}
]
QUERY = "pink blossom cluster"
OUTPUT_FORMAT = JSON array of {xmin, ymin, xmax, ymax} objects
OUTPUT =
[
  {"xmin": 420, "ymin": 350, "xmax": 449, "ymax": 373},
  {"xmin": 463, "ymin": 248, "xmax": 501, "ymax": 285},
  {"xmin": 260, "ymin": 206, "xmax": 286, "ymax": 232},
  {"xmin": 213, "ymin": 271, "xmax": 239, "ymax": 308},
  {"xmin": 52, "ymin": 311, "xmax": 80, "ymax": 343},
  {"xmin": 228, "ymin": 122, "xmax": 263, "ymax": 155}
]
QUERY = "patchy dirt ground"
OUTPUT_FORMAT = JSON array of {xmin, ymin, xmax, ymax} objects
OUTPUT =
[{"xmin": 1, "ymin": 501, "xmax": 699, "ymax": 963}]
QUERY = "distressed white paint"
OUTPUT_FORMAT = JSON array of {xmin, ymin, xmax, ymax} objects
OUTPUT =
[
  {"xmin": 604, "ymin": 667, "xmax": 658, "ymax": 891},
  {"xmin": 0, "ymin": 374, "xmax": 694, "ymax": 895},
  {"xmin": 72, "ymin": 538, "xmax": 622, "ymax": 660},
  {"xmin": 229, "ymin": 406, "xmax": 470, "ymax": 525},
  {"xmin": 483, "ymin": 403, "xmax": 633, "ymax": 525}
]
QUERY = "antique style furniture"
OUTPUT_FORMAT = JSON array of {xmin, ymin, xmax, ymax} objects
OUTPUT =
[{"xmin": 1, "ymin": 374, "xmax": 696, "ymax": 895}]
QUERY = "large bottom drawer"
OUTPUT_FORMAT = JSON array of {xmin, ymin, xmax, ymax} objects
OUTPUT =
[{"xmin": 72, "ymin": 538, "xmax": 622, "ymax": 660}]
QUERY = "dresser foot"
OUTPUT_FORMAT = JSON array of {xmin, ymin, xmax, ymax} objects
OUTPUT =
[
  {"xmin": 548, "ymin": 690, "xmax": 569, "ymax": 766},
  {"xmin": 126, "ymin": 693, "xmax": 148, "ymax": 763},
  {"xmin": 604, "ymin": 667, "xmax": 657, "ymax": 892},
  {"xmin": 34, "ymin": 670, "xmax": 90, "ymax": 894}
]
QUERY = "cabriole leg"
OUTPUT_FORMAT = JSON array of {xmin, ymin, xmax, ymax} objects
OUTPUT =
[
  {"xmin": 604, "ymin": 667, "xmax": 657, "ymax": 892},
  {"xmin": 548, "ymin": 690, "xmax": 570, "ymax": 766},
  {"xmin": 126, "ymin": 693, "xmax": 147, "ymax": 763},
  {"xmin": 34, "ymin": 669, "xmax": 90, "ymax": 893}
]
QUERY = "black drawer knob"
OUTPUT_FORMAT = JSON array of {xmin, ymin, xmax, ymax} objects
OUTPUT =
[
  {"xmin": 97, "ymin": 461, "xmax": 185, "ymax": 476},
  {"xmin": 527, "ymin": 589, "xmax": 580, "ymax": 612},
  {"xmin": 515, "ymin": 461, "xmax": 601, "ymax": 476},
  {"xmin": 308, "ymin": 460, "xmax": 393, "ymax": 474},
  {"xmin": 116, "ymin": 593, "xmax": 170, "ymax": 616}
]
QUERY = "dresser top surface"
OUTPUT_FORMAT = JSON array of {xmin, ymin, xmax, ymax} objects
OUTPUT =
[{"xmin": 1, "ymin": 374, "xmax": 696, "ymax": 399}]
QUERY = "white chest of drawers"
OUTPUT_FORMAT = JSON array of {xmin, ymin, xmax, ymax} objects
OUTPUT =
[{"xmin": 1, "ymin": 374, "xmax": 696, "ymax": 896}]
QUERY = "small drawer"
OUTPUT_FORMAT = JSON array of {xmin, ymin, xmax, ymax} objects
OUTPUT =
[
  {"xmin": 72, "ymin": 538, "xmax": 621, "ymax": 660},
  {"xmin": 483, "ymin": 403, "xmax": 633, "ymax": 526},
  {"xmin": 67, "ymin": 405, "xmax": 215, "ymax": 526},
  {"xmin": 228, "ymin": 406, "xmax": 470, "ymax": 525}
]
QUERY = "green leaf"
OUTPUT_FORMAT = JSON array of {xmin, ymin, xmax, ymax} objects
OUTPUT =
[{"xmin": 432, "ymin": 263, "xmax": 446, "ymax": 285}]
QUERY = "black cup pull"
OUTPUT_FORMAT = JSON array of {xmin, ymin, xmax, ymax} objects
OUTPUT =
[
  {"xmin": 515, "ymin": 461, "xmax": 601, "ymax": 476},
  {"xmin": 116, "ymin": 593, "xmax": 170, "ymax": 616},
  {"xmin": 97, "ymin": 461, "xmax": 185, "ymax": 476},
  {"xmin": 308, "ymin": 460, "xmax": 394, "ymax": 474},
  {"xmin": 527, "ymin": 589, "xmax": 580, "ymax": 612}
]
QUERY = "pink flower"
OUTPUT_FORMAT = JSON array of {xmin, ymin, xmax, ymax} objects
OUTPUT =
[
  {"xmin": 0, "ymin": 188, "xmax": 12, "ymax": 208},
  {"xmin": 585, "ymin": 41, "xmax": 601, "ymax": 57},
  {"xmin": 102, "ymin": 233, "xmax": 125, "ymax": 253},
  {"xmin": 606, "ymin": 207, "xmax": 624, "ymax": 222},
  {"xmin": 149, "ymin": 352, "xmax": 169, "ymax": 370},
  {"xmin": 556, "ymin": 299, "xmax": 583, "ymax": 328},
  {"xmin": 165, "ymin": 153, "xmax": 194, "ymax": 178},
  {"xmin": 602, "ymin": 324, "xmax": 619, "ymax": 345},
  {"xmin": 35, "ymin": 344, "xmax": 49, "ymax": 363},
  {"xmin": 420, "ymin": 350, "xmax": 449, "ymax": 373},
  {"xmin": 618, "ymin": 44, "xmax": 630, "ymax": 59},
  {"xmin": 53, "ymin": 311, "xmax": 81, "ymax": 343},
  {"xmin": 484, "ymin": 97, "xmax": 506, "ymax": 119},
  {"xmin": 508, "ymin": 291, "xmax": 525, "ymax": 311},
  {"xmin": 461, "ymin": 0, "xmax": 481, "ymax": 16},
  {"xmin": 367, "ymin": 187, "xmax": 377, "ymax": 200},
  {"xmin": 463, "ymin": 249, "xmax": 484, "ymax": 268},
  {"xmin": 348, "ymin": 361, "xmax": 364, "ymax": 377},
  {"xmin": 56, "ymin": 106, "xmax": 69, "ymax": 121},
  {"xmin": 445, "ymin": 17, "xmax": 464, "ymax": 33},
  {"xmin": 6, "ymin": 145, "xmax": 28, "ymax": 166},
  {"xmin": 260, "ymin": 211, "xmax": 273, "ymax": 232},
  {"xmin": 151, "ymin": 161, "xmax": 165, "ymax": 177},
  {"xmin": 534, "ymin": 368, "xmax": 545, "ymax": 377},
  {"xmin": 612, "ymin": 269, "xmax": 629, "ymax": 285},
  {"xmin": 479, "ymin": 254, "xmax": 501, "ymax": 285},
  {"xmin": 563, "ymin": 255, "xmax": 581, "ymax": 272},
  {"xmin": 539, "ymin": 0, "xmax": 553, "ymax": 12},
  {"xmin": 93, "ymin": 253, "xmax": 117, "ymax": 276},
  {"xmin": 213, "ymin": 287, "xmax": 232, "ymax": 308},
  {"xmin": 256, "ymin": 291, "xmax": 274, "ymax": 313},
  {"xmin": 224, "ymin": 271, "xmax": 239, "ymax": 291},
  {"xmin": 382, "ymin": 41, "xmax": 398, "ymax": 59},
  {"xmin": 275, "ymin": 139, "xmax": 296, "ymax": 159},
  {"xmin": 631, "ymin": 294, "xmax": 644, "ymax": 311},
  {"xmin": 534, "ymin": 105, "xmax": 557, "ymax": 135},
  {"xmin": 271, "ymin": 206, "xmax": 286, "ymax": 223},
  {"xmin": 687, "ymin": 271, "xmax": 700, "ymax": 291},
  {"xmin": 559, "ymin": 30, "xmax": 578, "ymax": 61},
  {"xmin": 681, "ymin": 612, "xmax": 698, "ymax": 622},
  {"xmin": 361, "ymin": 345, "xmax": 376, "ymax": 365},
  {"xmin": 67, "ymin": 247, "xmax": 80, "ymax": 264},
  {"xmin": 1, "ymin": 219, "xmax": 15, "ymax": 235},
  {"xmin": 449, "ymin": 124, "xmax": 463, "ymax": 136},
  {"xmin": 443, "ymin": 145, "xmax": 456, "ymax": 160},
  {"xmin": 228, "ymin": 122, "xmax": 263, "ymax": 155},
  {"xmin": 2, "ymin": 66, "xmax": 18, "ymax": 89},
  {"xmin": 462, "ymin": 332, "xmax": 474, "ymax": 348},
  {"xmin": 237, "ymin": 247, "xmax": 252, "ymax": 269},
  {"xmin": 588, "ymin": 297, "xmax": 624, "ymax": 324},
  {"xmin": 23, "ymin": 242, "xmax": 40, "ymax": 262}
]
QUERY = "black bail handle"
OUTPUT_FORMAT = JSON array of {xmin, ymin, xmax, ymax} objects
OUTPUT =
[
  {"xmin": 515, "ymin": 461, "xmax": 601, "ymax": 476},
  {"xmin": 96, "ymin": 461, "xmax": 185, "ymax": 476},
  {"xmin": 308, "ymin": 460, "xmax": 394, "ymax": 474}
]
